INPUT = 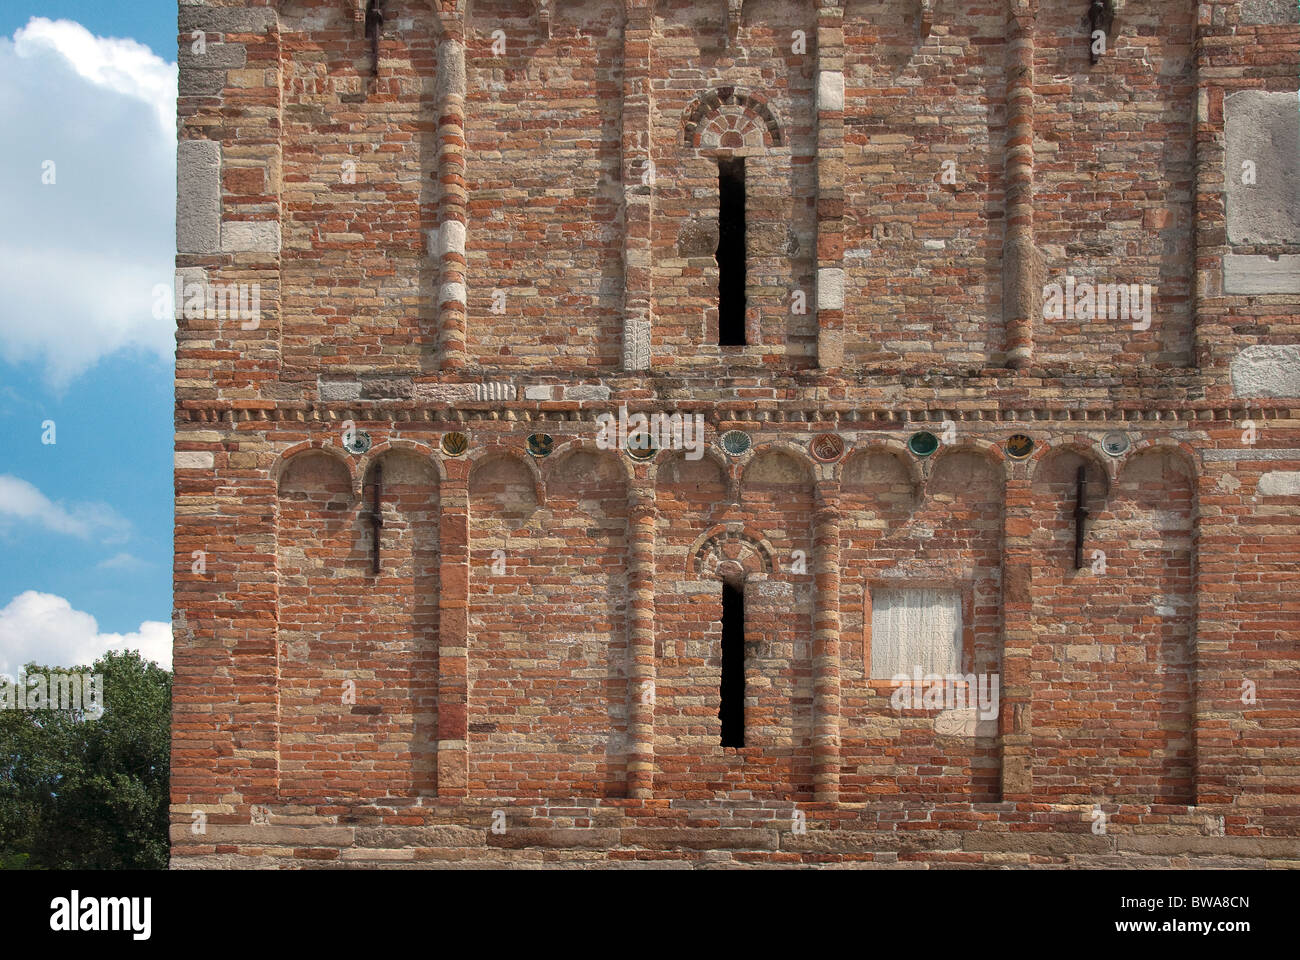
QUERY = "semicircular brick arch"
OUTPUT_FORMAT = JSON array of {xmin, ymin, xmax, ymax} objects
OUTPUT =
[
  {"xmin": 682, "ymin": 86, "xmax": 783, "ymax": 149},
  {"xmin": 690, "ymin": 526, "xmax": 776, "ymax": 579}
]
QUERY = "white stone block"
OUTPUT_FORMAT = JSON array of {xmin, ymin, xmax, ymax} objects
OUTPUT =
[
  {"xmin": 175, "ymin": 451, "xmax": 215, "ymax": 470},
  {"xmin": 221, "ymin": 220, "xmax": 280, "ymax": 253},
  {"xmin": 817, "ymin": 70, "xmax": 844, "ymax": 113},
  {"xmin": 817, "ymin": 267, "xmax": 845, "ymax": 311}
]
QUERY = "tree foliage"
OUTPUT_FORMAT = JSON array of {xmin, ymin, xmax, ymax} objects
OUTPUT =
[{"xmin": 0, "ymin": 650, "xmax": 171, "ymax": 869}]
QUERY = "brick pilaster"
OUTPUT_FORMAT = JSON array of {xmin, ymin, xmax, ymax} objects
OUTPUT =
[
  {"xmin": 815, "ymin": 3, "xmax": 845, "ymax": 372},
  {"xmin": 627, "ymin": 488, "xmax": 657, "ymax": 798},
  {"xmin": 435, "ymin": 14, "xmax": 468, "ymax": 370},
  {"xmin": 812, "ymin": 485, "xmax": 841, "ymax": 802},
  {"xmin": 1000, "ymin": 465, "xmax": 1034, "ymax": 800},
  {"xmin": 437, "ymin": 456, "xmax": 470, "ymax": 795},
  {"xmin": 621, "ymin": 1, "xmax": 654, "ymax": 371},
  {"xmin": 1004, "ymin": 0, "xmax": 1037, "ymax": 369}
]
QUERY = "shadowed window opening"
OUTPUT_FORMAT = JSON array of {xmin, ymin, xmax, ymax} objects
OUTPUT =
[
  {"xmin": 717, "ymin": 157, "xmax": 747, "ymax": 346},
  {"xmin": 720, "ymin": 582, "xmax": 745, "ymax": 747}
]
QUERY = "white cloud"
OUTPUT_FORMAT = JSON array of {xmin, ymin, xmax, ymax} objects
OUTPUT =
[
  {"xmin": 0, "ymin": 18, "xmax": 177, "ymax": 386},
  {"xmin": 0, "ymin": 474, "xmax": 131, "ymax": 542},
  {"xmin": 0, "ymin": 590, "xmax": 171, "ymax": 675},
  {"xmin": 96, "ymin": 551, "xmax": 149, "ymax": 571}
]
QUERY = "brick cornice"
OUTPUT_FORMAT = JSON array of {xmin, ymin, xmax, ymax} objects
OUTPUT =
[{"xmin": 176, "ymin": 399, "xmax": 1300, "ymax": 425}]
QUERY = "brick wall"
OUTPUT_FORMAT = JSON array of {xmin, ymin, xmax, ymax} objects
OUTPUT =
[{"xmin": 172, "ymin": 0, "xmax": 1300, "ymax": 867}]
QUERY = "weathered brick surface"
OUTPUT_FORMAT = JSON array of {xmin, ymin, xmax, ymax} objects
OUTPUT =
[{"xmin": 173, "ymin": 0, "xmax": 1300, "ymax": 867}]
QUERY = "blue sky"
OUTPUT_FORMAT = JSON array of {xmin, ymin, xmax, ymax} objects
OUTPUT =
[
  {"xmin": 0, "ymin": 3, "xmax": 177, "ymax": 672},
  {"xmin": 0, "ymin": 1, "xmax": 176, "ymax": 59}
]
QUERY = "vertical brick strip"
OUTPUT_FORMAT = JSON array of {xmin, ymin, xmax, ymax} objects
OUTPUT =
[
  {"xmin": 1004, "ymin": 0, "xmax": 1036, "ymax": 369},
  {"xmin": 621, "ymin": 1, "xmax": 654, "ymax": 371},
  {"xmin": 815, "ymin": 4, "xmax": 845, "ymax": 372},
  {"xmin": 436, "ymin": 15, "xmax": 468, "ymax": 370},
  {"xmin": 627, "ymin": 488, "xmax": 657, "ymax": 798},
  {"xmin": 1000, "ymin": 468, "xmax": 1033, "ymax": 800},
  {"xmin": 437, "ymin": 456, "xmax": 470, "ymax": 795},
  {"xmin": 1191, "ymin": 7, "xmax": 1222, "ymax": 369},
  {"xmin": 812, "ymin": 486, "xmax": 841, "ymax": 802}
]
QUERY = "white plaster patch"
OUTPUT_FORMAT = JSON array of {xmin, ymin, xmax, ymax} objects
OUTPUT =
[
  {"xmin": 1230, "ymin": 344, "xmax": 1300, "ymax": 398},
  {"xmin": 1258, "ymin": 471, "xmax": 1300, "ymax": 496}
]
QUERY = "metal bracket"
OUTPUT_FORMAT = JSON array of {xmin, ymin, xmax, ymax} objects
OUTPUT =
[
  {"xmin": 365, "ymin": 0, "xmax": 385, "ymax": 77},
  {"xmin": 1088, "ymin": 0, "xmax": 1116, "ymax": 65},
  {"xmin": 1073, "ymin": 465, "xmax": 1090, "ymax": 569},
  {"xmin": 369, "ymin": 461, "xmax": 384, "ymax": 574}
]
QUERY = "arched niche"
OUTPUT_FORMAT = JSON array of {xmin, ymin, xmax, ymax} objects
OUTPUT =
[
  {"xmin": 839, "ymin": 446, "xmax": 918, "ymax": 529},
  {"xmin": 277, "ymin": 449, "xmax": 355, "ymax": 506},
  {"xmin": 469, "ymin": 450, "xmax": 541, "ymax": 527}
]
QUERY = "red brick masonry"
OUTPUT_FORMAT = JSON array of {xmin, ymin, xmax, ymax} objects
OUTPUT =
[{"xmin": 171, "ymin": 0, "xmax": 1300, "ymax": 866}]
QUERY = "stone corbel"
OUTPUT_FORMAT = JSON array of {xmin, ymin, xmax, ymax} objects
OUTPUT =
[{"xmin": 726, "ymin": 0, "xmax": 743, "ymax": 47}]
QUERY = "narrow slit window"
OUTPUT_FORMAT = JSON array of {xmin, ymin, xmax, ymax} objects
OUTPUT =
[
  {"xmin": 716, "ymin": 157, "xmax": 747, "ymax": 346},
  {"xmin": 720, "ymin": 582, "xmax": 745, "ymax": 747}
]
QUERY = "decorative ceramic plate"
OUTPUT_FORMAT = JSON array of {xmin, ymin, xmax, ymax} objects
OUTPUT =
[
  {"xmin": 907, "ymin": 431, "xmax": 938, "ymax": 457},
  {"xmin": 810, "ymin": 433, "xmax": 844, "ymax": 462},
  {"xmin": 625, "ymin": 431, "xmax": 657, "ymax": 461},
  {"xmin": 721, "ymin": 430, "xmax": 752, "ymax": 456},
  {"xmin": 441, "ymin": 432, "xmax": 468, "ymax": 457},
  {"xmin": 344, "ymin": 430, "xmax": 372, "ymax": 455},
  {"xmin": 1005, "ymin": 434, "xmax": 1035, "ymax": 460},
  {"xmin": 527, "ymin": 433, "xmax": 553, "ymax": 458},
  {"xmin": 1101, "ymin": 432, "xmax": 1130, "ymax": 457}
]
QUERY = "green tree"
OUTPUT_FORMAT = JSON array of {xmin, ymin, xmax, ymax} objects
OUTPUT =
[{"xmin": 0, "ymin": 650, "xmax": 171, "ymax": 869}]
